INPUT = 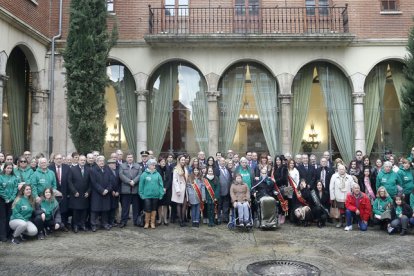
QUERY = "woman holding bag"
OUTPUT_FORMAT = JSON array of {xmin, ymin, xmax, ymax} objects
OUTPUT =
[{"xmin": 329, "ymin": 164, "xmax": 353, "ymax": 228}]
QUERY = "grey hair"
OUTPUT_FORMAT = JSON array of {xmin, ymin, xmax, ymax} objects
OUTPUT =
[
  {"xmin": 240, "ymin": 157, "xmax": 248, "ymax": 163},
  {"xmin": 147, "ymin": 159, "xmax": 157, "ymax": 166},
  {"xmin": 96, "ymin": 155, "xmax": 105, "ymax": 162},
  {"xmin": 383, "ymin": 161, "xmax": 392, "ymax": 168}
]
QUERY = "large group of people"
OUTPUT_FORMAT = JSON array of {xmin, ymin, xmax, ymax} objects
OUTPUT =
[{"xmin": 1, "ymin": 147, "xmax": 414, "ymax": 245}]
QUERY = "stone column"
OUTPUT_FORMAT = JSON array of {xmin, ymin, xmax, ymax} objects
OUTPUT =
[
  {"xmin": 350, "ymin": 73, "xmax": 366, "ymax": 154},
  {"xmin": 0, "ymin": 74, "xmax": 7, "ymax": 152},
  {"xmin": 279, "ymin": 94, "xmax": 293, "ymax": 155},
  {"xmin": 277, "ymin": 73, "xmax": 294, "ymax": 155},
  {"xmin": 207, "ymin": 90, "xmax": 219, "ymax": 157},
  {"xmin": 31, "ymin": 88, "xmax": 49, "ymax": 154},
  {"xmin": 136, "ymin": 89, "xmax": 148, "ymax": 160}
]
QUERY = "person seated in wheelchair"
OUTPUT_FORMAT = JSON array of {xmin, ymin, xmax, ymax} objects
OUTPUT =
[
  {"xmin": 292, "ymin": 179, "xmax": 313, "ymax": 227},
  {"xmin": 230, "ymin": 174, "xmax": 251, "ymax": 227},
  {"xmin": 252, "ymin": 168, "xmax": 278, "ymax": 228}
]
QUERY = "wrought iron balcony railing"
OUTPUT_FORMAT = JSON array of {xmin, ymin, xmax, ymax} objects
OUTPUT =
[{"xmin": 148, "ymin": 5, "xmax": 349, "ymax": 35}]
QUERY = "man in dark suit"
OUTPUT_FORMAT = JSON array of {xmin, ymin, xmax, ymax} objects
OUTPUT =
[
  {"xmin": 107, "ymin": 158, "xmax": 120, "ymax": 227},
  {"xmin": 68, "ymin": 155, "xmax": 91, "ymax": 233},
  {"xmin": 297, "ymin": 154, "xmax": 316, "ymax": 189},
  {"xmin": 315, "ymin": 157, "xmax": 335, "ymax": 192},
  {"xmin": 49, "ymin": 153, "xmax": 71, "ymax": 231},
  {"xmin": 138, "ymin": 151, "xmax": 150, "ymax": 171},
  {"xmin": 218, "ymin": 157, "xmax": 232, "ymax": 223}
]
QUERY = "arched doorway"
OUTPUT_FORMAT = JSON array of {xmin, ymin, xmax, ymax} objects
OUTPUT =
[
  {"xmin": 218, "ymin": 63, "xmax": 279, "ymax": 156},
  {"xmin": 364, "ymin": 61, "xmax": 404, "ymax": 159},
  {"xmin": 292, "ymin": 62, "xmax": 353, "ymax": 163},
  {"xmin": 104, "ymin": 62, "xmax": 136, "ymax": 156},
  {"xmin": 147, "ymin": 61, "xmax": 208, "ymax": 156},
  {"xmin": 3, "ymin": 47, "xmax": 33, "ymax": 155}
]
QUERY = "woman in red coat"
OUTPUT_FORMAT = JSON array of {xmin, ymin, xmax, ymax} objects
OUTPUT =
[{"xmin": 344, "ymin": 183, "xmax": 372, "ymax": 231}]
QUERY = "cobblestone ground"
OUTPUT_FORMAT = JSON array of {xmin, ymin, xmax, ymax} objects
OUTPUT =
[{"xmin": 0, "ymin": 221, "xmax": 413, "ymax": 275}]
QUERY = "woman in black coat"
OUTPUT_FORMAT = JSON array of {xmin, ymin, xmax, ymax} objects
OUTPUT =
[
  {"xmin": 89, "ymin": 156, "xmax": 113, "ymax": 232},
  {"xmin": 68, "ymin": 155, "xmax": 91, "ymax": 232},
  {"xmin": 156, "ymin": 156, "xmax": 170, "ymax": 225},
  {"xmin": 310, "ymin": 180, "xmax": 330, "ymax": 227}
]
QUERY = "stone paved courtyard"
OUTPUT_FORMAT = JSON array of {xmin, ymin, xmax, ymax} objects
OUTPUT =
[{"xmin": 1, "ymin": 222, "xmax": 413, "ymax": 275}]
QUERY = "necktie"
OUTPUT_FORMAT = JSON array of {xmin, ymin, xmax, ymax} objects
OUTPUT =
[
  {"xmin": 57, "ymin": 166, "xmax": 61, "ymax": 184},
  {"xmin": 321, "ymin": 168, "xmax": 326, "ymax": 187},
  {"xmin": 81, "ymin": 166, "xmax": 84, "ymax": 176}
]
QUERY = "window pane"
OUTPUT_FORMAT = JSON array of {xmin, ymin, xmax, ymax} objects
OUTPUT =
[{"xmin": 306, "ymin": 0, "xmax": 316, "ymax": 16}]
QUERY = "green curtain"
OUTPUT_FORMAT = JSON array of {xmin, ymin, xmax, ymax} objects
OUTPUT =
[
  {"xmin": 291, "ymin": 65, "xmax": 314, "ymax": 155},
  {"xmin": 5, "ymin": 51, "xmax": 26, "ymax": 156},
  {"xmin": 317, "ymin": 64, "xmax": 354, "ymax": 164},
  {"xmin": 389, "ymin": 62, "xmax": 405, "ymax": 108},
  {"xmin": 191, "ymin": 80, "xmax": 209, "ymax": 155},
  {"xmin": 251, "ymin": 69, "xmax": 279, "ymax": 157},
  {"xmin": 148, "ymin": 66, "xmax": 178, "ymax": 155},
  {"xmin": 218, "ymin": 68, "xmax": 245, "ymax": 152},
  {"xmin": 364, "ymin": 64, "xmax": 386, "ymax": 155},
  {"xmin": 114, "ymin": 68, "xmax": 137, "ymax": 155}
]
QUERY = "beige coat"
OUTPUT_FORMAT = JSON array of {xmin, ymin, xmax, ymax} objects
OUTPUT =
[
  {"xmin": 230, "ymin": 182, "xmax": 250, "ymax": 203},
  {"xmin": 329, "ymin": 173, "xmax": 353, "ymax": 203},
  {"xmin": 171, "ymin": 168, "xmax": 188, "ymax": 204}
]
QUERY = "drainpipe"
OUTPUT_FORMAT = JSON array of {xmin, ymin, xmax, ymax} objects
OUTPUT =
[{"xmin": 48, "ymin": 0, "xmax": 63, "ymax": 156}]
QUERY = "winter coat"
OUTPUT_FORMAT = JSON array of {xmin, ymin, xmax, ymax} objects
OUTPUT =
[
  {"xmin": 49, "ymin": 164, "xmax": 71, "ymax": 213},
  {"xmin": 390, "ymin": 203, "xmax": 413, "ymax": 220},
  {"xmin": 118, "ymin": 162, "xmax": 142, "ymax": 194},
  {"xmin": 171, "ymin": 167, "xmax": 188, "ymax": 204},
  {"xmin": 273, "ymin": 165, "xmax": 288, "ymax": 187},
  {"xmin": 251, "ymin": 176, "xmax": 275, "ymax": 201},
  {"xmin": 204, "ymin": 176, "xmax": 220, "ymax": 204},
  {"xmin": 157, "ymin": 164, "xmax": 171, "ymax": 205},
  {"xmin": 29, "ymin": 168, "xmax": 57, "ymax": 197},
  {"xmin": 109, "ymin": 168, "xmax": 121, "ymax": 209},
  {"xmin": 235, "ymin": 166, "xmax": 254, "ymax": 189},
  {"xmin": 139, "ymin": 169, "xmax": 164, "ymax": 199},
  {"xmin": 187, "ymin": 177, "xmax": 205, "ymax": 205},
  {"xmin": 230, "ymin": 182, "xmax": 250, "ymax": 203},
  {"xmin": 329, "ymin": 173, "xmax": 353, "ymax": 203},
  {"xmin": 10, "ymin": 196, "xmax": 34, "ymax": 221},
  {"xmin": 0, "ymin": 174, "xmax": 19, "ymax": 203},
  {"xmin": 376, "ymin": 169, "xmax": 401, "ymax": 198},
  {"xmin": 13, "ymin": 167, "xmax": 34, "ymax": 184},
  {"xmin": 397, "ymin": 168, "xmax": 414, "ymax": 195},
  {"xmin": 345, "ymin": 192, "xmax": 372, "ymax": 222},
  {"xmin": 90, "ymin": 166, "xmax": 113, "ymax": 212},
  {"xmin": 373, "ymin": 196, "xmax": 393, "ymax": 216},
  {"xmin": 68, "ymin": 165, "xmax": 91, "ymax": 210}
]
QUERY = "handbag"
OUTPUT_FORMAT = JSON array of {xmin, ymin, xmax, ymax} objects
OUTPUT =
[{"xmin": 330, "ymin": 201, "xmax": 340, "ymax": 219}]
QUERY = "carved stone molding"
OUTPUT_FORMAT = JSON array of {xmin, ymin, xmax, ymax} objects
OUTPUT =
[
  {"xmin": 135, "ymin": 89, "xmax": 149, "ymax": 101},
  {"xmin": 206, "ymin": 90, "xmax": 220, "ymax": 101}
]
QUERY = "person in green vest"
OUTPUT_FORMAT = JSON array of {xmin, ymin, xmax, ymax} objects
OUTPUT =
[
  {"xmin": 397, "ymin": 158, "xmax": 414, "ymax": 203},
  {"xmin": 34, "ymin": 187, "xmax": 61, "ymax": 240},
  {"xmin": 29, "ymin": 158, "xmax": 59, "ymax": 202},
  {"xmin": 9, "ymin": 184, "xmax": 38, "ymax": 244},
  {"xmin": 376, "ymin": 161, "xmax": 402, "ymax": 199},
  {"xmin": 138, "ymin": 159, "xmax": 164, "ymax": 229},
  {"xmin": 14, "ymin": 156, "xmax": 34, "ymax": 191},
  {"xmin": 372, "ymin": 186, "xmax": 393, "ymax": 231},
  {"xmin": 0, "ymin": 162, "xmax": 19, "ymax": 242},
  {"xmin": 235, "ymin": 157, "xmax": 254, "ymax": 189}
]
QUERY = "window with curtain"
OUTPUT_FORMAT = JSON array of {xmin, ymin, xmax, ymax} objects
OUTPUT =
[
  {"xmin": 381, "ymin": 0, "xmax": 398, "ymax": 11},
  {"xmin": 148, "ymin": 62, "xmax": 208, "ymax": 156}
]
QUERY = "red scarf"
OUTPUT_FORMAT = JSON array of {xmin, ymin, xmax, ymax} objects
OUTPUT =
[
  {"xmin": 270, "ymin": 175, "xmax": 289, "ymax": 215},
  {"xmin": 192, "ymin": 179, "xmax": 204, "ymax": 212},
  {"xmin": 288, "ymin": 175, "xmax": 308, "ymax": 206}
]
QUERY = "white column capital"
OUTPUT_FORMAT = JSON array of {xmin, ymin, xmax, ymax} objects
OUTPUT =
[
  {"xmin": 206, "ymin": 90, "xmax": 220, "ymax": 101},
  {"xmin": 135, "ymin": 90, "xmax": 149, "ymax": 101}
]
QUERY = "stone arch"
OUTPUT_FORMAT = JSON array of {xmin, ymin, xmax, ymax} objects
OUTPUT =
[{"xmin": 8, "ymin": 43, "xmax": 39, "ymax": 73}]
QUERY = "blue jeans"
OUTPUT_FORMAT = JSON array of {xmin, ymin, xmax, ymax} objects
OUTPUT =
[
  {"xmin": 236, "ymin": 202, "xmax": 250, "ymax": 223},
  {"xmin": 191, "ymin": 204, "xmax": 200, "ymax": 223},
  {"xmin": 409, "ymin": 217, "xmax": 414, "ymax": 226},
  {"xmin": 345, "ymin": 209, "xmax": 368, "ymax": 231},
  {"xmin": 391, "ymin": 215, "xmax": 409, "ymax": 230}
]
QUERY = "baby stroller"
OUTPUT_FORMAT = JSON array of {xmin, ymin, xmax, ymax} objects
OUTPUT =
[
  {"xmin": 255, "ymin": 195, "xmax": 279, "ymax": 229},
  {"xmin": 227, "ymin": 204, "xmax": 254, "ymax": 231}
]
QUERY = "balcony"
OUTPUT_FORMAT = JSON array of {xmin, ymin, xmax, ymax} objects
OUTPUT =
[{"xmin": 145, "ymin": 5, "xmax": 355, "ymax": 47}]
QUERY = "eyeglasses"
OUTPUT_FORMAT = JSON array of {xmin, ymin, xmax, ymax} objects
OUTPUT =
[{"xmin": 20, "ymin": 160, "xmax": 27, "ymax": 163}]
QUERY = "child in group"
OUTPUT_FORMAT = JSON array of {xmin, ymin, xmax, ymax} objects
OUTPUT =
[
  {"xmin": 389, "ymin": 194, "xmax": 413, "ymax": 236},
  {"xmin": 187, "ymin": 167, "xmax": 205, "ymax": 227}
]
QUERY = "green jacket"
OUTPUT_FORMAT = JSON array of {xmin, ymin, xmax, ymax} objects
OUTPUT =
[
  {"xmin": 376, "ymin": 169, "xmax": 401, "ymax": 198},
  {"xmin": 398, "ymin": 168, "xmax": 414, "ymax": 195},
  {"xmin": 0, "ymin": 174, "xmax": 18, "ymax": 203},
  {"xmin": 235, "ymin": 166, "xmax": 254, "ymax": 189},
  {"xmin": 10, "ymin": 196, "xmax": 34, "ymax": 221},
  {"xmin": 138, "ymin": 169, "xmax": 164, "ymax": 199},
  {"xmin": 40, "ymin": 198, "xmax": 59, "ymax": 221},
  {"xmin": 29, "ymin": 168, "xmax": 57, "ymax": 197},
  {"xmin": 410, "ymin": 194, "xmax": 414, "ymax": 210},
  {"xmin": 14, "ymin": 167, "xmax": 34, "ymax": 184},
  {"xmin": 373, "ymin": 196, "xmax": 393, "ymax": 216}
]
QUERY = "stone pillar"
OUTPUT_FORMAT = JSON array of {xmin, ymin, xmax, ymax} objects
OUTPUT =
[
  {"xmin": 31, "ymin": 88, "xmax": 49, "ymax": 155},
  {"xmin": 277, "ymin": 73, "xmax": 294, "ymax": 155},
  {"xmin": 279, "ymin": 94, "xmax": 293, "ymax": 155},
  {"xmin": 0, "ymin": 74, "xmax": 7, "ymax": 152},
  {"xmin": 350, "ymin": 73, "xmax": 366, "ymax": 154},
  {"xmin": 136, "ymin": 89, "xmax": 148, "ymax": 160},
  {"xmin": 207, "ymin": 91, "xmax": 219, "ymax": 157}
]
